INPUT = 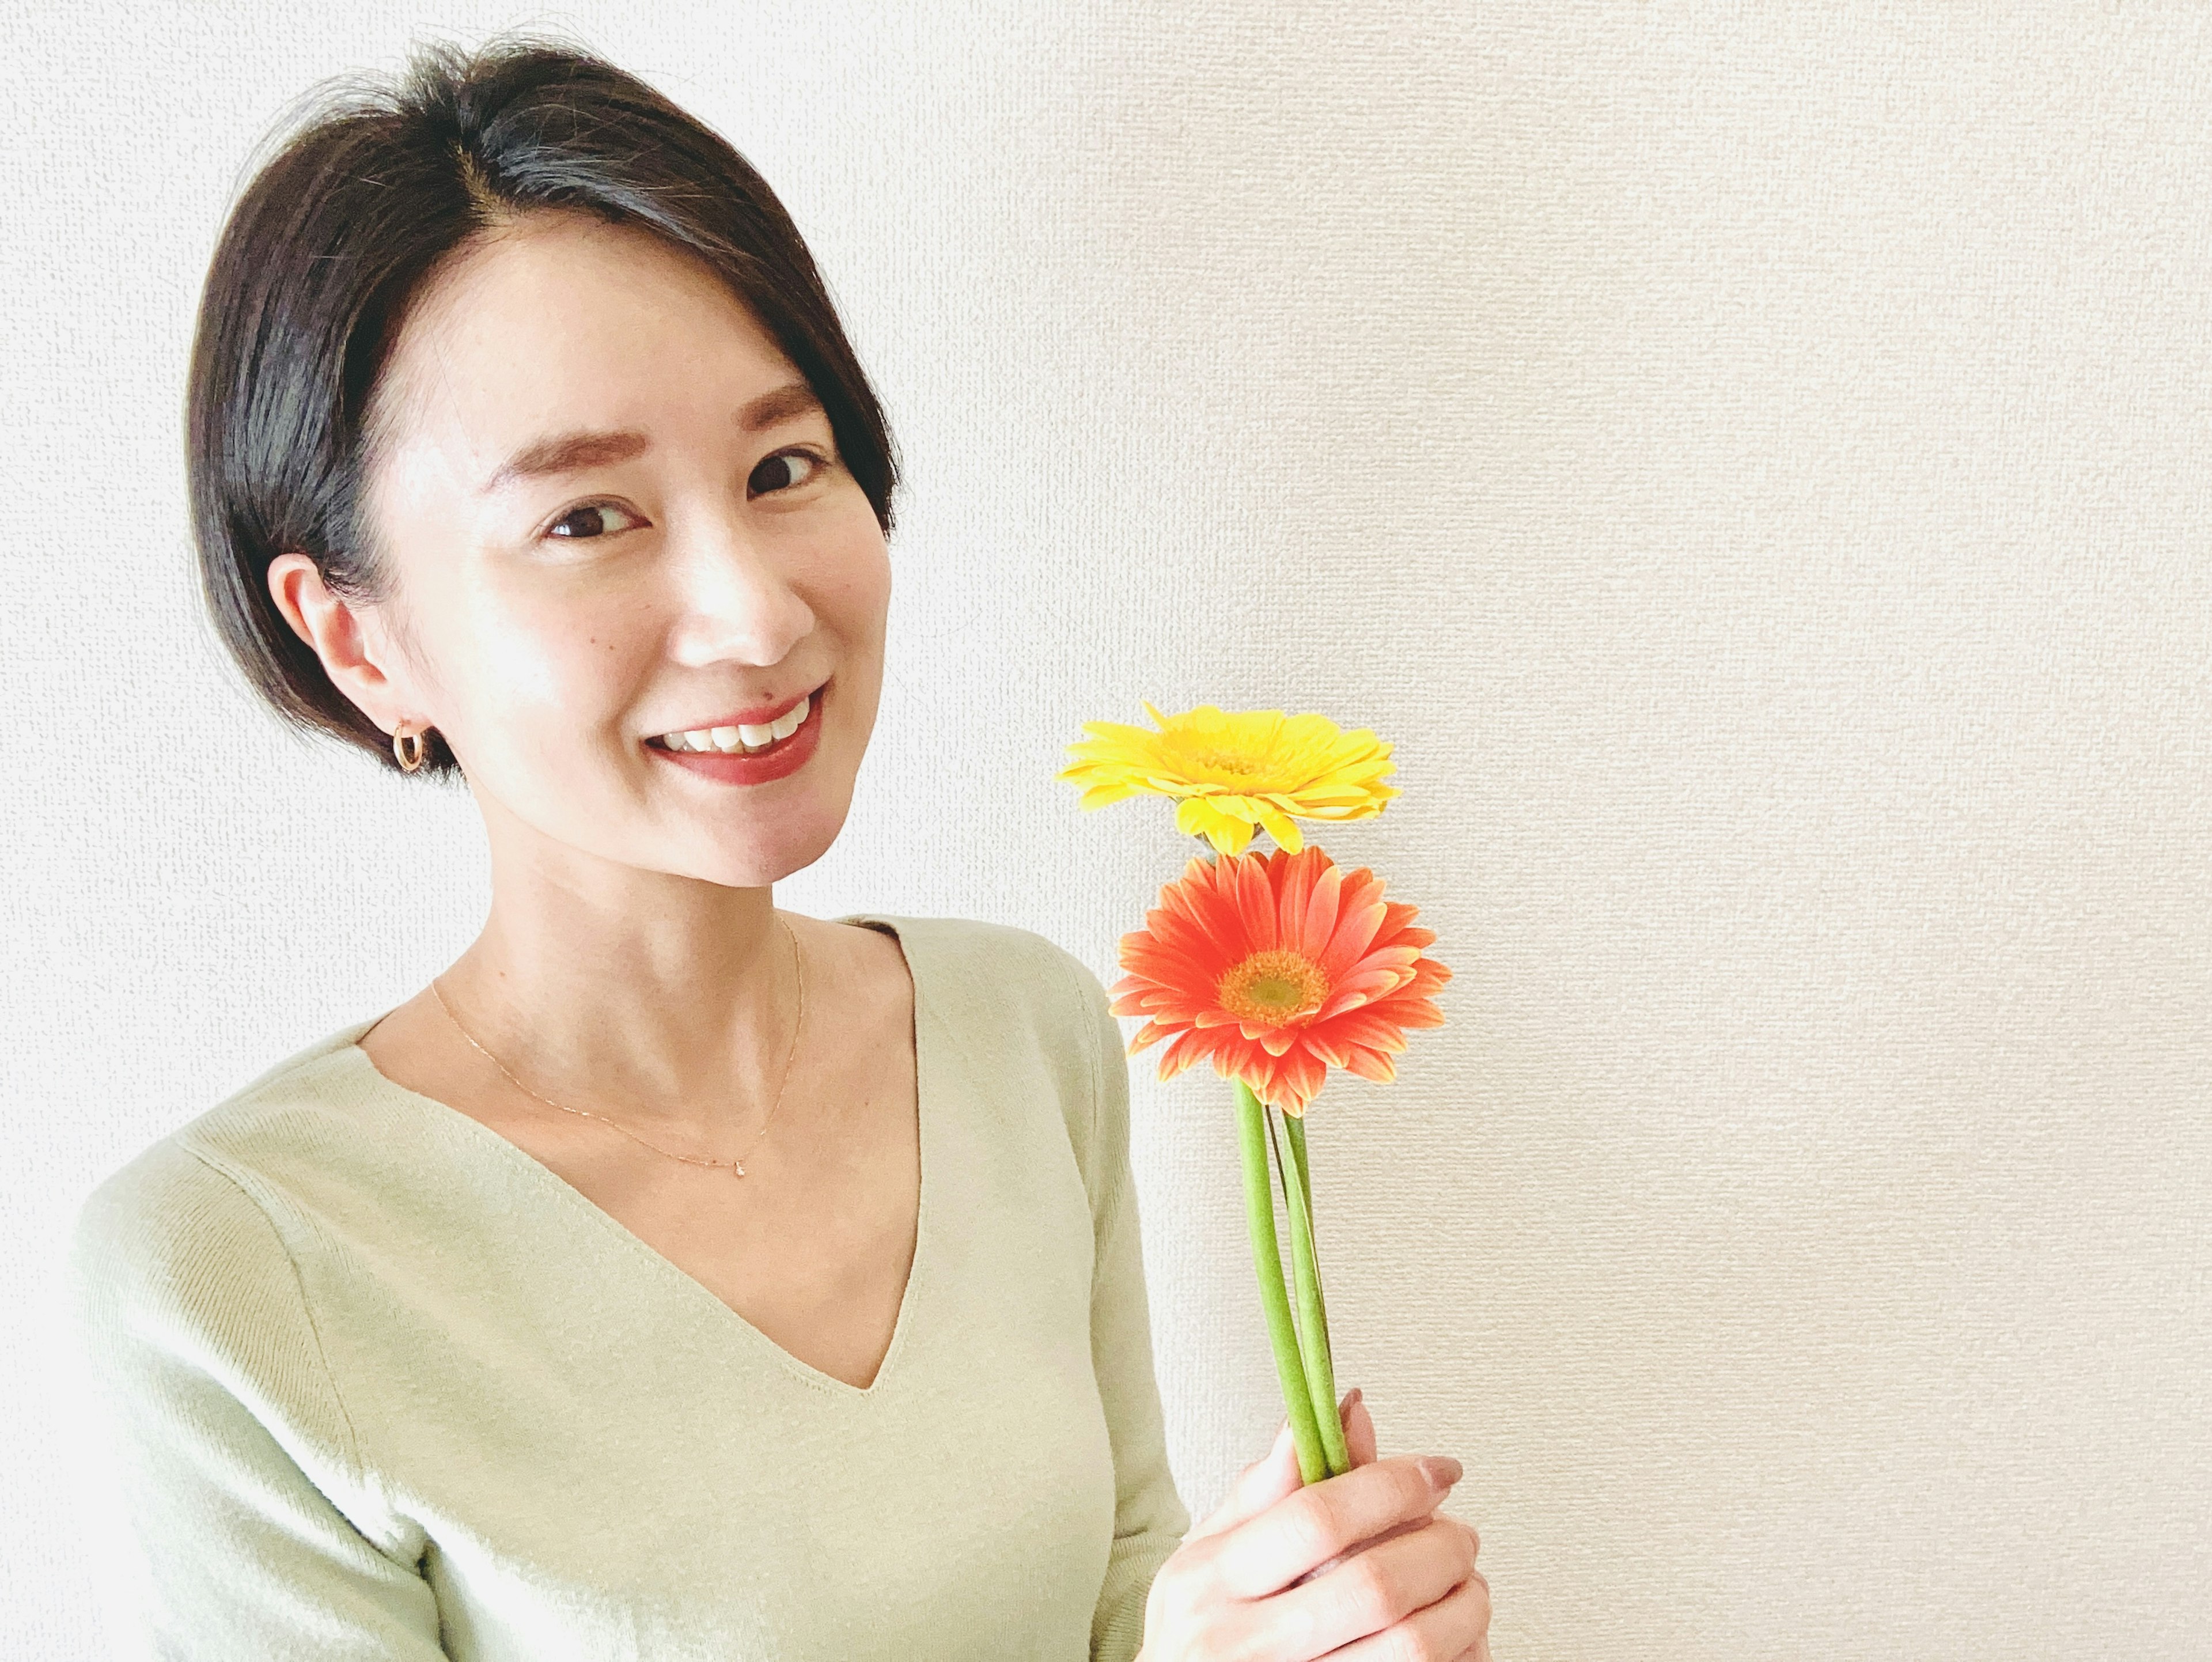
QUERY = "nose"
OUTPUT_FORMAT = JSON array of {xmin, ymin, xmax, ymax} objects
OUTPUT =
[{"xmin": 663, "ymin": 508, "xmax": 816, "ymax": 671}]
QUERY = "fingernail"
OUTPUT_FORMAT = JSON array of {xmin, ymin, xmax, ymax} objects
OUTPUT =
[
  {"xmin": 1348, "ymin": 1386, "xmax": 1363, "ymax": 1409},
  {"xmin": 1417, "ymin": 1456, "xmax": 1463, "ymax": 1491}
]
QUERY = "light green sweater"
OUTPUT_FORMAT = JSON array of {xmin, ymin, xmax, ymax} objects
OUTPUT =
[{"xmin": 66, "ymin": 913, "xmax": 1190, "ymax": 1660}]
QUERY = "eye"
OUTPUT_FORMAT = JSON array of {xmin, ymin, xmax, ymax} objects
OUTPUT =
[
  {"xmin": 748, "ymin": 446, "xmax": 831, "ymax": 498},
  {"xmin": 545, "ymin": 500, "xmax": 647, "ymax": 541}
]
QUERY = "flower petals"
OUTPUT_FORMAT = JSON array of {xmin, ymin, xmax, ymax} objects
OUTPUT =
[
  {"xmin": 1060, "ymin": 702, "xmax": 1403, "ymax": 853},
  {"xmin": 1109, "ymin": 841, "xmax": 1450, "ymax": 1116}
]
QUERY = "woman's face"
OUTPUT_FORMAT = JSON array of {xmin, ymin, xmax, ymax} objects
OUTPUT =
[{"xmin": 304, "ymin": 208, "xmax": 891, "ymax": 888}]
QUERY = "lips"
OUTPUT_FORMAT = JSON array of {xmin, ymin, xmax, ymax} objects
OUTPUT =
[
  {"xmin": 649, "ymin": 679, "xmax": 828, "ymax": 755},
  {"xmin": 653, "ymin": 693, "xmax": 812, "ymax": 756},
  {"xmin": 647, "ymin": 679, "xmax": 827, "ymax": 784}
]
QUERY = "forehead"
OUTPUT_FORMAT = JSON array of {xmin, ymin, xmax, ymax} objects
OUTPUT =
[{"xmin": 368, "ymin": 210, "xmax": 796, "ymax": 474}]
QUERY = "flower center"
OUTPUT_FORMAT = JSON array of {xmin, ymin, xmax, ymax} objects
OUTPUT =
[
  {"xmin": 1218, "ymin": 949, "xmax": 1330, "ymax": 1026},
  {"xmin": 1183, "ymin": 745, "xmax": 1269, "ymax": 779},
  {"xmin": 1194, "ymin": 752, "xmax": 1265, "ymax": 779}
]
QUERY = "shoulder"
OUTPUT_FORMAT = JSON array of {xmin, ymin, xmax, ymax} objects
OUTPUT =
[
  {"xmin": 888, "ymin": 912, "xmax": 1111, "ymax": 1015},
  {"xmin": 65, "ymin": 1056, "xmax": 381, "ymax": 1525},
  {"xmin": 71, "ymin": 1137, "xmax": 273, "ymax": 1315},
  {"xmin": 65, "ymin": 1126, "xmax": 347, "ymax": 1460},
  {"xmin": 863, "ymin": 913, "xmax": 1116, "ymax": 1074},
  {"xmin": 866, "ymin": 913, "xmax": 1129, "ymax": 1212},
  {"xmin": 67, "ymin": 1023, "xmax": 380, "ymax": 1343}
]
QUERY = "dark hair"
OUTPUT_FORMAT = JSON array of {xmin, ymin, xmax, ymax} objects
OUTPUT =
[{"xmin": 187, "ymin": 34, "xmax": 901, "ymax": 779}]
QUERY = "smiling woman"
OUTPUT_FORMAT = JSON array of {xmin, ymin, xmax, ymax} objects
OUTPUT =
[
  {"xmin": 186, "ymin": 42, "xmax": 899, "ymax": 789},
  {"xmin": 63, "ymin": 29, "xmax": 1488, "ymax": 1662}
]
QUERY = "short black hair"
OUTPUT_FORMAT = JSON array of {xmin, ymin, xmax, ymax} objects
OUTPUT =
[{"xmin": 187, "ymin": 33, "xmax": 901, "ymax": 779}]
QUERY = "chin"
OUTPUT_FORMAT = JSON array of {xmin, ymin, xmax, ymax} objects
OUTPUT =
[{"xmin": 700, "ymin": 796, "xmax": 853, "ymax": 887}]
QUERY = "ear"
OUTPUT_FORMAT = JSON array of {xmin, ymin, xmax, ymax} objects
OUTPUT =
[{"xmin": 266, "ymin": 552, "xmax": 421, "ymax": 736}]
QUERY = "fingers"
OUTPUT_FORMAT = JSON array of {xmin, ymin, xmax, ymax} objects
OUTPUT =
[
  {"xmin": 1343, "ymin": 1386, "xmax": 1377, "ymax": 1467},
  {"xmin": 1190, "ymin": 1384, "xmax": 1366, "ymax": 1544},
  {"xmin": 1259, "ymin": 1514, "xmax": 1483, "ymax": 1660},
  {"xmin": 1211, "ymin": 1451, "xmax": 1460, "ymax": 1597},
  {"xmin": 1323, "ymin": 1560, "xmax": 1491, "ymax": 1662},
  {"xmin": 1290, "ymin": 1513, "xmax": 1427, "ymax": 1588},
  {"xmin": 1184, "ymin": 1415, "xmax": 1302, "ymax": 1543}
]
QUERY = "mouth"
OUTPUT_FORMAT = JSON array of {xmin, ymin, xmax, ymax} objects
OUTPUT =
[
  {"xmin": 645, "ymin": 679, "xmax": 828, "ymax": 783},
  {"xmin": 647, "ymin": 681, "xmax": 825, "ymax": 758}
]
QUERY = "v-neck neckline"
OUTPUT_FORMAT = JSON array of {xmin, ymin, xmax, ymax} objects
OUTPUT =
[{"xmin": 336, "ymin": 910, "xmax": 932, "ymax": 1401}]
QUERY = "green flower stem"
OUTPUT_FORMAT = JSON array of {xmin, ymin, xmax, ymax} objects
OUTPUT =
[
  {"xmin": 1234, "ymin": 1078, "xmax": 1327, "ymax": 1485},
  {"xmin": 1273, "ymin": 1107, "xmax": 1350, "ymax": 1477},
  {"xmin": 1281, "ymin": 1113, "xmax": 1330, "ymax": 1354}
]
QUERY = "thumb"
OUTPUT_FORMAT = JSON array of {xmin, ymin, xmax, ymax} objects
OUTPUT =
[
  {"xmin": 1187, "ymin": 1387, "xmax": 1362, "ymax": 1542},
  {"xmin": 1185, "ymin": 1414, "xmax": 1303, "ymax": 1542}
]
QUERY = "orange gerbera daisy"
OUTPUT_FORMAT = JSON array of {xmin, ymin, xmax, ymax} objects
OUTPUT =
[{"xmin": 1110, "ymin": 844, "xmax": 1451, "ymax": 1116}]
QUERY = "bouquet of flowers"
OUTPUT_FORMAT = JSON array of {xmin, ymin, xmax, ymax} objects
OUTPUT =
[{"xmin": 1061, "ymin": 703, "xmax": 1452, "ymax": 1485}]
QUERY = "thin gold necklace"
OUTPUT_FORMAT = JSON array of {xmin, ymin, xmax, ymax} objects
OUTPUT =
[{"xmin": 429, "ymin": 913, "xmax": 805, "ymax": 1180}]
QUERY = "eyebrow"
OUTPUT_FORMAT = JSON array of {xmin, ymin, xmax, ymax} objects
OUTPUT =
[{"xmin": 478, "ymin": 380, "xmax": 827, "ymax": 495}]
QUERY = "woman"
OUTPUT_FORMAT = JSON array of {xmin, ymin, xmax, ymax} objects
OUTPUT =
[{"xmin": 66, "ymin": 36, "xmax": 1490, "ymax": 1661}]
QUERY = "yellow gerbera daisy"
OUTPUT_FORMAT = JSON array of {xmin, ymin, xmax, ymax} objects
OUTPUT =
[{"xmin": 1059, "ymin": 701, "xmax": 1400, "ymax": 855}]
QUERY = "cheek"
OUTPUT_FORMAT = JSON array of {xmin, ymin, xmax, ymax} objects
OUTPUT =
[
  {"xmin": 843, "ymin": 553, "xmax": 892, "ymax": 637},
  {"xmin": 820, "ymin": 510, "xmax": 893, "ymax": 632},
  {"xmin": 463, "ymin": 588, "xmax": 653, "ymax": 732}
]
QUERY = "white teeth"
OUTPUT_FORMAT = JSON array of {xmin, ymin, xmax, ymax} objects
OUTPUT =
[{"xmin": 657, "ymin": 692, "xmax": 811, "ymax": 756}]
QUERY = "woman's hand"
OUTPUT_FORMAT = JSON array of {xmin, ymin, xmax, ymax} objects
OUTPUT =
[{"xmin": 1137, "ymin": 1388, "xmax": 1491, "ymax": 1661}]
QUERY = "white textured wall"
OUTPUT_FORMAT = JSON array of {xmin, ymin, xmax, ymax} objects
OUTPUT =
[{"xmin": 7, "ymin": 4, "xmax": 2209, "ymax": 1657}]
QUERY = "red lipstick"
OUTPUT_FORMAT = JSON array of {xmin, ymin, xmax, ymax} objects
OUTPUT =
[
  {"xmin": 647, "ymin": 679, "xmax": 827, "ymax": 786},
  {"xmin": 653, "ymin": 682, "xmax": 821, "ymax": 735}
]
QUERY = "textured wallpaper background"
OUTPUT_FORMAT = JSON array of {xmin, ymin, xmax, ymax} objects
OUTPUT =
[{"xmin": 6, "ymin": 3, "xmax": 2209, "ymax": 1658}]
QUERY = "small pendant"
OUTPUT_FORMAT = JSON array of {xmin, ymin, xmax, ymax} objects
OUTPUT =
[{"xmin": 732, "ymin": 1159, "xmax": 747, "ymax": 1178}]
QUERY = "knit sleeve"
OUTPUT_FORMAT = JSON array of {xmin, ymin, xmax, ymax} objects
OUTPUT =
[
  {"xmin": 65, "ymin": 1138, "xmax": 448, "ymax": 1659},
  {"xmin": 1054, "ymin": 945, "xmax": 1194, "ymax": 1662}
]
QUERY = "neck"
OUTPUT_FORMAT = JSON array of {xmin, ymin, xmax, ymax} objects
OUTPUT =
[{"xmin": 438, "ymin": 843, "xmax": 801, "ymax": 1141}]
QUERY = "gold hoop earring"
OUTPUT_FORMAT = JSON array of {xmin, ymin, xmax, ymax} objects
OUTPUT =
[{"xmin": 393, "ymin": 724, "xmax": 430, "ymax": 774}]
